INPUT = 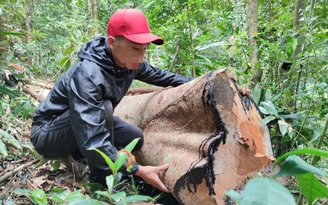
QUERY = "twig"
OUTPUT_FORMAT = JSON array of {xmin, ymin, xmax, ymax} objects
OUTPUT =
[
  {"xmin": 168, "ymin": 39, "xmax": 182, "ymax": 72},
  {"xmin": 0, "ymin": 159, "xmax": 39, "ymax": 184}
]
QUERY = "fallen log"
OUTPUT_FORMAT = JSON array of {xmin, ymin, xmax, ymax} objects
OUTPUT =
[{"xmin": 114, "ymin": 69, "xmax": 275, "ymax": 205}]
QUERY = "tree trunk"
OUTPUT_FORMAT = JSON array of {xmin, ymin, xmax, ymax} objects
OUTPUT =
[
  {"xmin": 25, "ymin": 0, "xmax": 32, "ymax": 65},
  {"xmin": 0, "ymin": 14, "xmax": 5, "ymax": 54},
  {"xmin": 247, "ymin": 0, "xmax": 261, "ymax": 85},
  {"xmin": 114, "ymin": 69, "xmax": 275, "ymax": 204},
  {"xmin": 90, "ymin": 0, "xmax": 98, "ymax": 35},
  {"xmin": 283, "ymin": 0, "xmax": 306, "ymax": 111}
]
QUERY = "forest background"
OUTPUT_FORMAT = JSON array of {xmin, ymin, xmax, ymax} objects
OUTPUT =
[{"xmin": 0, "ymin": 0, "xmax": 327, "ymax": 204}]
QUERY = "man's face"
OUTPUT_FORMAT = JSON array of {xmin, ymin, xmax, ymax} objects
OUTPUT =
[{"xmin": 108, "ymin": 36, "xmax": 149, "ymax": 70}]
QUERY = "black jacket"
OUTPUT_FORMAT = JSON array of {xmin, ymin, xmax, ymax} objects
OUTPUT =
[{"xmin": 32, "ymin": 36, "xmax": 191, "ymax": 172}]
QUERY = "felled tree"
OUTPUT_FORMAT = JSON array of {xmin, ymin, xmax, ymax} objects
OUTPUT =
[{"xmin": 114, "ymin": 69, "xmax": 275, "ymax": 205}]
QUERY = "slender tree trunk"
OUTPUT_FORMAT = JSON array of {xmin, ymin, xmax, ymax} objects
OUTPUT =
[
  {"xmin": 186, "ymin": 2, "xmax": 196, "ymax": 78},
  {"xmin": 247, "ymin": 0, "xmax": 261, "ymax": 85},
  {"xmin": 25, "ymin": 0, "xmax": 32, "ymax": 65},
  {"xmin": 85, "ymin": 0, "xmax": 89, "ymax": 25},
  {"xmin": 0, "ymin": 15, "xmax": 5, "ymax": 54},
  {"xmin": 286, "ymin": 0, "xmax": 305, "ymax": 110},
  {"xmin": 91, "ymin": 0, "xmax": 98, "ymax": 35}
]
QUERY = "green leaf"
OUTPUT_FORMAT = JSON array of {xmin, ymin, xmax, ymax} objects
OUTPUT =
[
  {"xmin": 22, "ymin": 100, "xmax": 31, "ymax": 119},
  {"xmin": 225, "ymin": 190, "xmax": 241, "ymax": 203},
  {"xmin": 67, "ymin": 198, "xmax": 107, "ymax": 205},
  {"xmin": 115, "ymin": 151, "xmax": 128, "ymax": 172},
  {"xmin": 64, "ymin": 190, "xmax": 86, "ymax": 203},
  {"xmin": 296, "ymin": 173, "xmax": 328, "ymax": 205},
  {"xmin": 125, "ymin": 194, "xmax": 151, "ymax": 203},
  {"xmin": 0, "ymin": 31, "xmax": 25, "ymax": 36},
  {"xmin": 0, "ymin": 85, "xmax": 20, "ymax": 98},
  {"xmin": 89, "ymin": 147, "xmax": 116, "ymax": 175},
  {"xmin": 13, "ymin": 188, "xmax": 31, "ymax": 195},
  {"xmin": 275, "ymin": 155, "xmax": 328, "ymax": 178},
  {"xmin": 239, "ymin": 178, "xmax": 296, "ymax": 205},
  {"xmin": 272, "ymin": 148, "xmax": 328, "ymax": 175},
  {"xmin": 125, "ymin": 138, "xmax": 140, "ymax": 152},
  {"xmin": 278, "ymin": 121, "xmax": 288, "ymax": 137},
  {"xmin": 59, "ymin": 56, "xmax": 70, "ymax": 67},
  {"xmin": 51, "ymin": 160, "xmax": 61, "ymax": 171},
  {"xmin": 0, "ymin": 138, "xmax": 8, "ymax": 156},
  {"xmin": 252, "ymin": 84, "xmax": 262, "ymax": 105},
  {"xmin": 259, "ymin": 115, "xmax": 276, "ymax": 125},
  {"xmin": 29, "ymin": 189, "xmax": 48, "ymax": 205},
  {"xmin": 111, "ymin": 191, "xmax": 126, "ymax": 202},
  {"xmin": 0, "ymin": 129, "xmax": 22, "ymax": 150},
  {"xmin": 106, "ymin": 175, "xmax": 114, "ymax": 194},
  {"xmin": 260, "ymin": 101, "xmax": 279, "ymax": 117}
]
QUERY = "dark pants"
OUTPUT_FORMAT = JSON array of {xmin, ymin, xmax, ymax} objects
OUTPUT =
[{"xmin": 30, "ymin": 100, "xmax": 144, "ymax": 186}]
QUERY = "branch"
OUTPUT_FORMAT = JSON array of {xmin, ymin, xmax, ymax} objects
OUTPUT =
[{"xmin": 0, "ymin": 159, "xmax": 39, "ymax": 184}]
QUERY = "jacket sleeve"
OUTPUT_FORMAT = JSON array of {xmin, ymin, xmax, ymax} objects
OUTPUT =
[
  {"xmin": 135, "ymin": 61, "xmax": 193, "ymax": 87},
  {"xmin": 67, "ymin": 61, "xmax": 121, "ymax": 172}
]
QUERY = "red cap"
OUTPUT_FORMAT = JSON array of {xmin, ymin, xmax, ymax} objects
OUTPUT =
[{"xmin": 107, "ymin": 8, "xmax": 164, "ymax": 45}]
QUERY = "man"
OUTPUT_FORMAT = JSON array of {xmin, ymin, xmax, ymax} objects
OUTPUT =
[{"xmin": 30, "ymin": 8, "xmax": 192, "ymax": 193}]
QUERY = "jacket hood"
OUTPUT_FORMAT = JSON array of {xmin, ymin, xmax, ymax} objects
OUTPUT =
[{"xmin": 78, "ymin": 36, "xmax": 117, "ymax": 69}]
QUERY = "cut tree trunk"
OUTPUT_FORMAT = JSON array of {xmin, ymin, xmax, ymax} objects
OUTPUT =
[{"xmin": 114, "ymin": 69, "xmax": 275, "ymax": 205}]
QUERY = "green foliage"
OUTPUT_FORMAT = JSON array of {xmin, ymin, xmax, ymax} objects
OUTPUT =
[
  {"xmin": 88, "ymin": 138, "xmax": 153, "ymax": 205},
  {"xmin": 1, "ymin": 0, "xmax": 328, "ymax": 204},
  {"xmin": 226, "ymin": 148, "xmax": 328, "ymax": 205}
]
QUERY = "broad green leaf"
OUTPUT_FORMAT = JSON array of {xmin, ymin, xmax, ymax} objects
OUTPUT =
[
  {"xmin": 272, "ymin": 148, "xmax": 328, "ymax": 175},
  {"xmin": 252, "ymin": 84, "xmax": 262, "ymax": 105},
  {"xmin": 51, "ymin": 160, "xmax": 61, "ymax": 171},
  {"xmin": 225, "ymin": 190, "xmax": 241, "ymax": 203},
  {"xmin": 106, "ymin": 175, "xmax": 114, "ymax": 194},
  {"xmin": 0, "ymin": 129, "xmax": 22, "ymax": 150},
  {"xmin": 111, "ymin": 191, "xmax": 126, "ymax": 202},
  {"xmin": 259, "ymin": 107, "xmax": 270, "ymax": 115},
  {"xmin": 67, "ymin": 198, "xmax": 107, "ymax": 205},
  {"xmin": 0, "ymin": 138, "xmax": 8, "ymax": 156},
  {"xmin": 59, "ymin": 56, "xmax": 70, "ymax": 67},
  {"xmin": 125, "ymin": 138, "xmax": 140, "ymax": 152},
  {"xmin": 95, "ymin": 190, "xmax": 111, "ymax": 199},
  {"xmin": 296, "ymin": 173, "xmax": 328, "ymax": 205},
  {"xmin": 0, "ymin": 31, "xmax": 25, "ymax": 36},
  {"xmin": 292, "ymin": 38, "xmax": 298, "ymax": 52},
  {"xmin": 260, "ymin": 101, "xmax": 279, "ymax": 117},
  {"xmin": 29, "ymin": 189, "xmax": 48, "ymax": 205},
  {"xmin": 22, "ymin": 100, "xmax": 31, "ymax": 119},
  {"xmin": 278, "ymin": 120, "xmax": 288, "ymax": 136},
  {"xmin": 259, "ymin": 115, "xmax": 276, "ymax": 125},
  {"xmin": 125, "ymin": 195, "xmax": 151, "ymax": 203},
  {"xmin": 64, "ymin": 190, "xmax": 86, "ymax": 203},
  {"xmin": 275, "ymin": 155, "xmax": 328, "ymax": 178},
  {"xmin": 13, "ymin": 188, "xmax": 31, "ymax": 194},
  {"xmin": 115, "ymin": 151, "xmax": 128, "ymax": 172},
  {"xmin": 239, "ymin": 178, "xmax": 296, "ymax": 205},
  {"xmin": 51, "ymin": 190, "xmax": 69, "ymax": 204},
  {"xmin": 0, "ymin": 85, "xmax": 20, "ymax": 98},
  {"xmin": 89, "ymin": 147, "xmax": 116, "ymax": 174}
]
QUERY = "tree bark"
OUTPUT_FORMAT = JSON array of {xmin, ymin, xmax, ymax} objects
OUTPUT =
[
  {"xmin": 286, "ymin": 0, "xmax": 305, "ymax": 110},
  {"xmin": 25, "ymin": 0, "xmax": 32, "ymax": 65},
  {"xmin": 0, "ymin": 14, "xmax": 5, "ymax": 54},
  {"xmin": 114, "ymin": 69, "xmax": 276, "ymax": 204},
  {"xmin": 90, "ymin": 0, "xmax": 98, "ymax": 35},
  {"xmin": 247, "ymin": 0, "xmax": 262, "ymax": 85}
]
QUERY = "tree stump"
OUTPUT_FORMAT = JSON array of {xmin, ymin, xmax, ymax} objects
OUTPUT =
[{"xmin": 114, "ymin": 69, "xmax": 275, "ymax": 205}]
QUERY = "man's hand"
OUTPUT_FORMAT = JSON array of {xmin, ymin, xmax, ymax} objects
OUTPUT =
[{"xmin": 135, "ymin": 163, "xmax": 170, "ymax": 193}]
